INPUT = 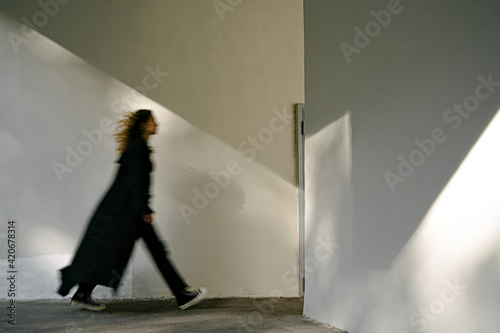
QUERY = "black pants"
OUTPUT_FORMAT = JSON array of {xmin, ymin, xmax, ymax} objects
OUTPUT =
[{"xmin": 77, "ymin": 222, "xmax": 188, "ymax": 297}]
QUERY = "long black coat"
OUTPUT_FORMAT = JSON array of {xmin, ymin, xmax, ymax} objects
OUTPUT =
[{"xmin": 58, "ymin": 137, "xmax": 153, "ymax": 296}]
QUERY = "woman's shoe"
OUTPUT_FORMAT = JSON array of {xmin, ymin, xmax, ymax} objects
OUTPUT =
[
  {"xmin": 176, "ymin": 287, "xmax": 208, "ymax": 310},
  {"xmin": 70, "ymin": 291, "xmax": 106, "ymax": 311}
]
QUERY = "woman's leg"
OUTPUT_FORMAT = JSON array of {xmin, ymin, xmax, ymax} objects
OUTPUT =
[
  {"xmin": 139, "ymin": 223, "xmax": 188, "ymax": 296},
  {"xmin": 75, "ymin": 283, "xmax": 96, "ymax": 297}
]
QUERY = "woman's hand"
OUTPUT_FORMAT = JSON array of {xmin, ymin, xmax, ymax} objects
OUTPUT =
[{"xmin": 142, "ymin": 214, "xmax": 154, "ymax": 224}]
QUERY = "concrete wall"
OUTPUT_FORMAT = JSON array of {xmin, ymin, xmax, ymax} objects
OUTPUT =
[
  {"xmin": 304, "ymin": 0, "xmax": 500, "ymax": 332},
  {"xmin": 0, "ymin": 0, "xmax": 304, "ymax": 300}
]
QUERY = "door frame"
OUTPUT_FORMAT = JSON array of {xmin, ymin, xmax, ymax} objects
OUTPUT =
[{"xmin": 295, "ymin": 103, "xmax": 305, "ymax": 296}]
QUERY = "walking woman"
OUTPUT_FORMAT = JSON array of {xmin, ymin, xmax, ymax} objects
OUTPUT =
[{"xmin": 57, "ymin": 109, "xmax": 207, "ymax": 311}]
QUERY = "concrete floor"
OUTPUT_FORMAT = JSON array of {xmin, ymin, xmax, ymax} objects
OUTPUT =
[{"xmin": 0, "ymin": 298, "xmax": 345, "ymax": 332}]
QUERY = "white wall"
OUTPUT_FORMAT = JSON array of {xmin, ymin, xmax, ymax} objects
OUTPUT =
[
  {"xmin": 0, "ymin": 0, "xmax": 304, "ymax": 300},
  {"xmin": 0, "ymin": 0, "xmax": 304, "ymax": 185},
  {"xmin": 304, "ymin": 0, "xmax": 500, "ymax": 332}
]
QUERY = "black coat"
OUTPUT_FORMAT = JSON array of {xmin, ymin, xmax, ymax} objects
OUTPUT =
[{"xmin": 58, "ymin": 137, "xmax": 153, "ymax": 296}]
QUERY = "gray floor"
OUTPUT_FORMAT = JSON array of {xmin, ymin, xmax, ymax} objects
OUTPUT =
[{"xmin": 1, "ymin": 298, "xmax": 345, "ymax": 332}]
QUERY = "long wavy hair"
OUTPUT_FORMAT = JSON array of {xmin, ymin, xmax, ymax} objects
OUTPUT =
[{"xmin": 115, "ymin": 109, "xmax": 153, "ymax": 155}]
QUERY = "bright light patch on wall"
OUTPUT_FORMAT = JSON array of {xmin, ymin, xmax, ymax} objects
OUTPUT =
[
  {"xmin": 305, "ymin": 112, "xmax": 352, "ymax": 239},
  {"xmin": 394, "ymin": 109, "xmax": 500, "ymax": 314},
  {"xmin": 414, "ymin": 109, "xmax": 500, "ymax": 263},
  {"xmin": 304, "ymin": 112, "xmax": 352, "ymax": 323}
]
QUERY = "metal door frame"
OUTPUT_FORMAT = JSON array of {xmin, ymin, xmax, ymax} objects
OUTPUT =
[{"xmin": 295, "ymin": 103, "xmax": 305, "ymax": 296}]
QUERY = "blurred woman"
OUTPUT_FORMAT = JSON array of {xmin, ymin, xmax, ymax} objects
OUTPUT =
[{"xmin": 58, "ymin": 109, "xmax": 207, "ymax": 311}]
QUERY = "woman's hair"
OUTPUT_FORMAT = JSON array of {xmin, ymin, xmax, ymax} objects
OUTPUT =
[{"xmin": 115, "ymin": 109, "xmax": 153, "ymax": 155}]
